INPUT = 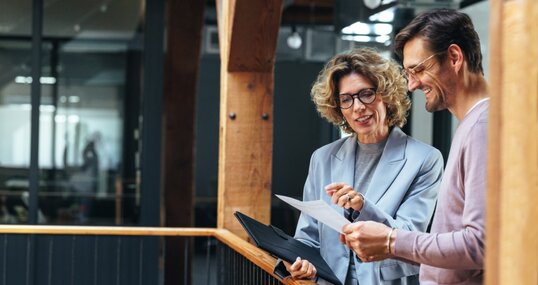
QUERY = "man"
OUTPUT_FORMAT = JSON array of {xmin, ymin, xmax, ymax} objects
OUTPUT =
[{"xmin": 340, "ymin": 9, "xmax": 488, "ymax": 285}]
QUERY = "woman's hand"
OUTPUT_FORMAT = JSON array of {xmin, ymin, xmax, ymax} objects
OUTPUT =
[
  {"xmin": 283, "ymin": 257, "xmax": 317, "ymax": 280},
  {"xmin": 325, "ymin": 182, "xmax": 364, "ymax": 211}
]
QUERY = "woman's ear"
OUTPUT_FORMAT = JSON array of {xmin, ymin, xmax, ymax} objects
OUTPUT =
[{"xmin": 447, "ymin": 44, "xmax": 464, "ymax": 72}]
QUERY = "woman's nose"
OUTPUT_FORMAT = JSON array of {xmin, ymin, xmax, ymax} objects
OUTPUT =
[{"xmin": 352, "ymin": 98, "xmax": 366, "ymax": 111}]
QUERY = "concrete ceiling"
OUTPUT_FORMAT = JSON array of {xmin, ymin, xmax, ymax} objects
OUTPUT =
[{"xmin": 0, "ymin": 0, "xmax": 142, "ymax": 38}]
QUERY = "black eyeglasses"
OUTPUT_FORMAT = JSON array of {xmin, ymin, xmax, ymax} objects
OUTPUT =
[{"xmin": 337, "ymin": 88, "xmax": 377, "ymax": 109}]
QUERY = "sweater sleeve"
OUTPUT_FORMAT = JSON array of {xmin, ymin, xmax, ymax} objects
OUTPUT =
[{"xmin": 393, "ymin": 121, "xmax": 487, "ymax": 269}]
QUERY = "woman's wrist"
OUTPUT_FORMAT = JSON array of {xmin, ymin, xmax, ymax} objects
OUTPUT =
[{"xmin": 388, "ymin": 228, "xmax": 397, "ymax": 255}]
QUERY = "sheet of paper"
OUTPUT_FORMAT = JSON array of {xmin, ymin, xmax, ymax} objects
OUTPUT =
[{"xmin": 275, "ymin": 194, "xmax": 350, "ymax": 233}]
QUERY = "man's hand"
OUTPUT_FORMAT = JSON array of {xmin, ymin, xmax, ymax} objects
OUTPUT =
[
  {"xmin": 283, "ymin": 257, "xmax": 317, "ymax": 280},
  {"xmin": 340, "ymin": 221, "xmax": 394, "ymax": 262}
]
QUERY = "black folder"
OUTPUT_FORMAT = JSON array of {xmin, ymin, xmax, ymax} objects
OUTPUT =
[{"xmin": 234, "ymin": 211, "xmax": 342, "ymax": 285}]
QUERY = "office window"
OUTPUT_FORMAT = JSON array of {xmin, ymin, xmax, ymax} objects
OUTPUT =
[{"xmin": 0, "ymin": 0, "xmax": 145, "ymax": 225}]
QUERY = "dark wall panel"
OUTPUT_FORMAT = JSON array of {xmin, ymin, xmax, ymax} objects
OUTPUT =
[
  {"xmin": 0, "ymin": 235, "xmax": 155, "ymax": 285},
  {"xmin": 0, "ymin": 235, "xmax": 5, "ymax": 284},
  {"xmin": 73, "ymin": 236, "xmax": 97, "ymax": 285},
  {"xmin": 273, "ymin": 61, "xmax": 332, "ymax": 199},
  {"xmin": 5, "ymin": 235, "xmax": 29, "ymax": 285},
  {"xmin": 50, "ymin": 236, "xmax": 74, "ymax": 285},
  {"xmin": 140, "ymin": 237, "xmax": 159, "ymax": 285},
  {"xmin": 35, "ymin": 236, "xmax": 52, "ymax": 285},
  {"xmin": 95, "ymin": 237, "xmax": 121, "ymax": 285},
  {"xmin": 119, "ymin": 236, "xmax": 142, "ymax": 285},
  {"xmin": 193, "ymin": 57, "xmax": 221, "ymax": 230},
  {"xmin": 271, "ymin": 61, "xmax": 334, "ymax": 233}
]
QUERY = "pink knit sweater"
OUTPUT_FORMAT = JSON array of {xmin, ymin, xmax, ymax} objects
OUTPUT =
[{"xmin": 394, "ymin": 100, "xmax": 489, "ymax": 285}]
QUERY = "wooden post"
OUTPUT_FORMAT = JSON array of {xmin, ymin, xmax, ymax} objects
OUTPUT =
[
  {"xmin": 486, "ymin": 1, "xmax": 538, "ymax": 284},
  {"xmin": 216, "ymin": 0, "xmax": 283, "ymax": 238},
  {"xmin": 163, "ymin": 0, "xmax": 205, "ymax": 284}
]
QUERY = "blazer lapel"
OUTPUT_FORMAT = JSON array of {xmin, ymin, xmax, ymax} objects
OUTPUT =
[
  {"xmin": 365, "ymin": 127, "xmax": 407, "ymax": 204},
  {"xmin": 331, "ymin": 136, "xmax": 357, "ymax": 214}
]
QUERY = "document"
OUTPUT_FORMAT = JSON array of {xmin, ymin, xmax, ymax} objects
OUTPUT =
[{"xmin": 275, "ymin": 194, "xmax": 350, "ymax": 233}]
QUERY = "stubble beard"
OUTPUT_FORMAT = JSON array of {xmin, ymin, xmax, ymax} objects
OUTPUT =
[{"xmin": 425, "ymin": 91, "xmax": 447, "ymax": 113}]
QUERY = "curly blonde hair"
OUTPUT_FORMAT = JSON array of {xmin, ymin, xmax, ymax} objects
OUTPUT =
[{"xmin": 311, "ymin": 48, "xmax": 410, "ymax": 134}]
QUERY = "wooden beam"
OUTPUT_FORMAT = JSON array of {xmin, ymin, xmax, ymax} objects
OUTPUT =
[
  {"xmin": 486, "ymin": 1, "xmax": 538, "ymax": 284},
  {"xmin": 163, "ymin": 0, "xmax": 204, "ymax": 229},
  {"xmin": 163, "ymin": 0, "xmax": 205, "ymax": 284},
  {"xmin": 217, "ymin": 0, "xmax": 282, "ymax": 238},
  {"xmin": 484, "ymin": 0, "xmax": 502, "ymax": 283},
  {"xmin": 291, "ymin": 0, "xmax": 334, "ymax": 7},
  {"xmin": 218, "ymin": 72, "xmax": 274, "ymax": 237},
  {"xmin": 226, "ymin": 0, "xmax": 283, "ymax": 72}
]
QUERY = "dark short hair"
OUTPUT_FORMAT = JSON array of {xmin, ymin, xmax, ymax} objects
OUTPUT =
[
  {"xmin": 310, "ymin": 48, "xmax": 410, "ymax": 133},
  {"xmin": 394, "ymin": 8, "xmax": 483, "ymax": 74}
]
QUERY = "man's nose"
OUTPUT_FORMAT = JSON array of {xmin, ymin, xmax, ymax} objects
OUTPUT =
[{"xmin": 407, "ymin": 76, "xmax": 421, "ymax": 92}]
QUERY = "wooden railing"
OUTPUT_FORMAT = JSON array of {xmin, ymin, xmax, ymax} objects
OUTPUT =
[{"xmin": 0, "ymin": 225, "xmax": 315, "ymax": 285}]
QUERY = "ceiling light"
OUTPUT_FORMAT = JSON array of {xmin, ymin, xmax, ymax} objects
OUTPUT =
[
  {"xmin": 15, "ymin": 76, "xmax": 32, "ymax": 84},
  {"xmin": 341, "ymin": 35, "xmax": 372, "ymax": 42},
  {"xmin": 375, "ymin": 35, "xmax": 391, "ymax": 43},
  {"xmin": 14, "ymin": 76, "xmax": 57, "ymax": 85},
  {"xmin": 68, "ymin": 96, "xmax": 80, "ymax": 103},
  {"xmin": 363, "ymin": 0, "xmax": 382, "ymax": 9},
  {"xmin": 68, "ymin": 115, "xmax": 80, "ymax": 123},
  {"xmin": 341, "ymin": 22, "xmax": 392, "ymax": 36},
  {"xmin": 341, "ymin": 22, "xmax": 370, "ymax": 35},
  {"xmin": 373, "ymin": 23, "xmax": 392, "ymax": 35},
  {"xmin": 369, "ymin": 8, "xmax": 395, "ymax": 22},
  {"xmin": 286, "ymin": 27, "xmax": 302, "ymax": 49},
  {"xmin": 40, "ymin": 77, "xmax": 57, "ymax": 84}
]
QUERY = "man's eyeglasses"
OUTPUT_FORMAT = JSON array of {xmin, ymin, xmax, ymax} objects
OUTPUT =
[
  {"xmin": 401, "ymin": 52, "xmax": 445, "ymax": 80},
  {"xmin": 337, "ymin": 88, "xmax": 377, "ymax": 109}
]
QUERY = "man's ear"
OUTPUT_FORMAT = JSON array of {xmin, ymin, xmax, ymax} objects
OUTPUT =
[{"xmin": 447, "ymin": 44, "xmax": 464, "ymax": 73}]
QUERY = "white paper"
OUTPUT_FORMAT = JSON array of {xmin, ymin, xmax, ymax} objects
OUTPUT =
[{"xmin": 276, "ymin": 194, "xmax": 350, "ymax": 233}]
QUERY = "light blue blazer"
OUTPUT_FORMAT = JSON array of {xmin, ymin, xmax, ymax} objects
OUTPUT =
[{"xmin": 295, "ymin": 127, "xmax": 443, "ymax": 285}]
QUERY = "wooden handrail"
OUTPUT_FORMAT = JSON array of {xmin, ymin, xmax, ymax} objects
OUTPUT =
[
  {"xmin": 213, "ymin": 229, "xmax": 316, "ymax": 285},
  {"xmin": 214, "ymin": 229, "xmax": 282, "ymax": 281},
  {"xmin": 0, "ymin": 225, "xmax": 216, "ymax": 236},
  {"xmin": 0, "ymin": 225, "xmax": 316, "ymax": 284}
]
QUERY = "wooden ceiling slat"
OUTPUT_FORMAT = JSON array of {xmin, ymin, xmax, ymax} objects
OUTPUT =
[{"xmin": 291, "ymin": 0, "xmax": 334, "ymax": 7}]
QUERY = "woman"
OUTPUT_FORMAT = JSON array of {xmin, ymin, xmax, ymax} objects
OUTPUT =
[{"xmin": 279, "ymin": 48, "xmax": 443, "ymax": 284}]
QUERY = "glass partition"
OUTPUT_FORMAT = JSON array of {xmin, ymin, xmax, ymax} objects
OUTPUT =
[
  {"xmin": 0, "ymin": 39, "xmax": 32, "ymax": 223},
  {"xmin": 0, "ymin": 0, "xmax": 144, "ymax": 225}
]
